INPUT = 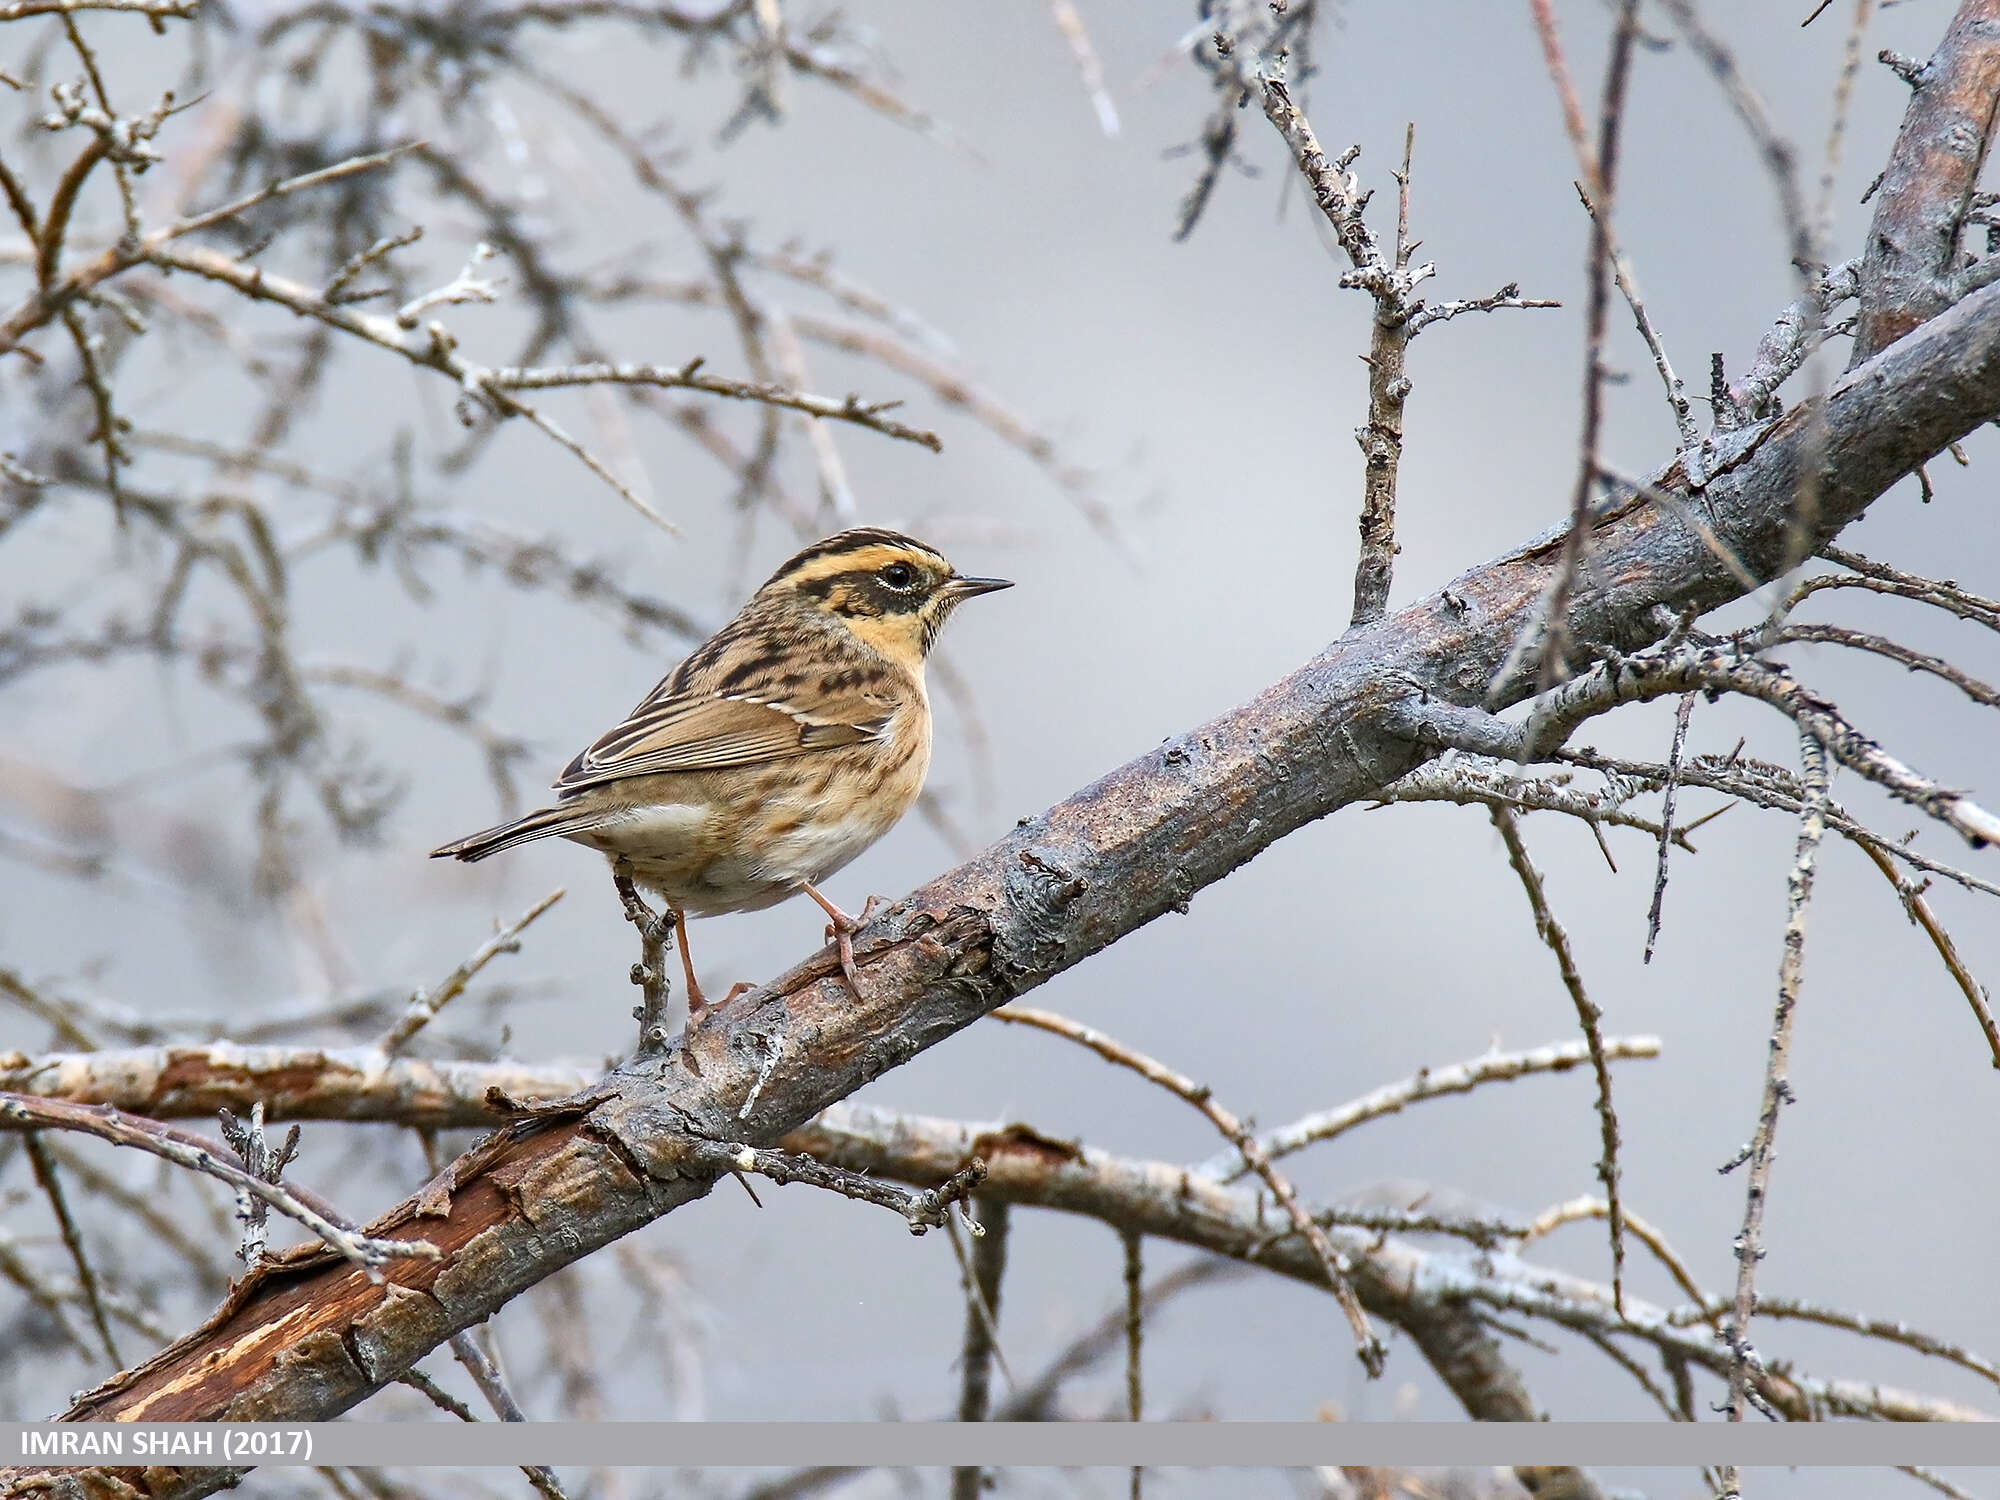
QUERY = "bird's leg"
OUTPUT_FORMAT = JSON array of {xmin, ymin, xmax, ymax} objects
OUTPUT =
[
  {"xmin": 801, "ymin": 883, "xmax": 884, "ymax": 998},
  {"xmin": 612, "ymin": 861, "xmax": 676, "ymax": 1053},
  {"xmin": 667, "ymin": 902, "xmax": 709, "ymax": 1015}
]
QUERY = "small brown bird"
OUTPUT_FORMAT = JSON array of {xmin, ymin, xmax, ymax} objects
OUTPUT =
[{"xmin": 431, "ymin": 527, "xmax": 1011, "ymax": 1011}]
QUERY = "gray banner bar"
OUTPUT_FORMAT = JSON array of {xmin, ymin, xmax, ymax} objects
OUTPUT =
[{"xmin": 6, "ymin": 1424, "xmax": 2000, "ymax": 1468}]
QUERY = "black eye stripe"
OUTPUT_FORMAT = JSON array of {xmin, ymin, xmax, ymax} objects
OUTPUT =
[{"xmin": 800, "ymin": 567, "xmax": 929, "ymax": 610}]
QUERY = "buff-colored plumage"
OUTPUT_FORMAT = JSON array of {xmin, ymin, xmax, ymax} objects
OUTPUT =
[{"xmin": 430, "ymin": 527, "xmax": 1011, "ymax": 1007}]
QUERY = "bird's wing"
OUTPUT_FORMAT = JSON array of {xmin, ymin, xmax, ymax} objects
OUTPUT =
[{"xmin": 554, "ymin": 689, "xmax": 892, "ymax": 792}]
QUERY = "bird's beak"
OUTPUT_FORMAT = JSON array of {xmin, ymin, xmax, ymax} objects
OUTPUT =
[{"xmin": 943, "ymin": 573, "xmax": 1014, "ymax": 601}]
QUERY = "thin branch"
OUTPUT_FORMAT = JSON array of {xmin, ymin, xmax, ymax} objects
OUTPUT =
[
  {"xmin": 1490, "ymin": 806, "xmax": 1627, "ymax": 1313},
  {"xmin": 1556, "ymin": 746, "xmax": 2000, "ymax": 902},
  {"xmin": 1775, "ymin": 622, "xmax": 2000, "ymax": 708},
  {"xmin": 1394, "ymin": 638, "xmax": 2000, "ymax": 848},
  {"xmin": 1645, "ymin": 692, "xmax": 1697, "ymax": 962},
  {"xmin": 1199, "ymin": 1035, "xmax": 1661, "ymax": 1181},
  {"xmin": 1373, "ymin": 754, "xmax": 1695, "ymax": 864},
  {"xmin": 1523, "ymin": 1195, "xmax": 1715, "ymax": 1317},
  {"xmin": 1678, "ymin": 1295, "xmax": 2000, "ymax": 1391},
  {"xmin": 1122, "ymin": 1227, "xmax": 1143, "ymax": 1421},
  {"xmin": 449, "ymin": 1325, "xmax": 571, "ymax": 1500},
  {"xmin": 0, "ymin": 1093, "xmax": 436, "ymax": 1274},
  {"xmin": 0, "ymin": 0, "xmax": 193, "ymax": 17},
  {"xmin": 950, "ymin": 1196, "xmax": 1009, "ymax": 1500},
  {"xmin": 378, "ymin": 890, "xmax": 565, "ymax": 1055},
  {"xmin": 789, "ymin": 1102, "xmax": 1995, "ymax": 1424},
  {"xmin": 1047, "ymin": 0, "xmax": 1119, "ymax": 135},
  {"xmin": 396, "ymin": 1364, "xmax": 478, "ymax": 1423},
  {"xmin": 992, "ymin": 1004, "xmax": 1386, "ymax": 1376},
  {"xmin": 1725, "ymin": 731, "xmax": 1831, "ymax": 1421},
  {"xmin": 680, "ymin": 1138, "xmax": 989, "ymax": 1235},
  {"xmin": 1855, "ymin": 840, "xmax": 2000, "ymax": 1068},
  {"xmin": 215, "ymin": 1100, "xmax": 302, "ymax": 1267},
  {"xmin": 613, "ymin": 868, "xmax": 671, "ymax": 1055},
  {"xmin": 1124, "ymin": 1228, "xmax": 1143, "ymax": 1500},
  {"xmin": 22, "ymin": 1131, "xmax": 121, "ymax": 1365},
  {"xmin": 1511, "ymin": 0, "xmax": 1641, "ymax": 706},
  {"xmin": 485, "ymin": 360, "xmax": 941, "ymax": 451}
]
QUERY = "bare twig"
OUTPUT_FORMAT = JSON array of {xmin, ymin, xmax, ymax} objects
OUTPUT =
[
  {"xmin": 0, "ymin": 0, "xmax": 193, "ymax": 16},
  {"xmin": 1490, "ymin": 807, "xmax": 1627, "ymax": 1313},
  {"xmin": 1395, "ymin": 638, "xmax": 2000, "ymax": 848},
  {"xmin": 950, "ymin": 1196, "xmax": 1010, "ymax": 1500},
  {"xmin": 1523, "ymin": 1195, "xmax": 1714, "ymax": 1316},
  {"xmin": 450, "ymin": 1324, "xmax": 571, "ymax": 1500},
  {"xmin": 22, "ymin": 1131, "xmax": 121, "ymax": 1364},
  {"xmin": 1725, "ymin": 731, "xmax": 1831, "ymax": 1422},
  {"xmin": 1047, "ymin": 0, "xmax": 1119, "ymax": 136},
  {"xmin": 1644, "ymin": 693, "xmax": 1697, "ymax": 962},
  {"xmin": 0, "ymin": 1093, "xmax": 435, "ymax": 1274},
  {"xmin": 1811, "ymin": 544, "xmax": 2000, "ymax": 631},
  {"xmin": 992, "ymin": 1004, "xmax": 1386, "ymax": 1376},
  {"xmin": 215, "ymin": 1101, "xmax": 302, "ymax": 1267},
  {"xmin": 1200, "ymin": 1035, "xmax": 1661, "ymax": 1180},
  {"xmin": 1248, "ymin": 73, "xmax": 1551, "ymax": 626},
  {"xmin": 1124, "ymin": 1228, "xmax": 1143, "ymax": 1499},
  {"xmin": 1512, "ymin": 0, "xmax": 1641, "ymax": 706},
  {"xmin": 1855, "ymin": 841, "xmax": 2000, "ymax": 1068},
  {"xmin": 379, "ymin": 890, "xmax": 564, "ymax": 1055},
  {"xmin": 680, "ymin": 1138, "xmax": 988, "ymax": 1235},
  {"xmin": 613, "ymin": 869, "xmax": 671, "ymax": 1055},
  {"xmin": 1556, "ymin": 747, "xmax": 2000, "ymax": 903},
  {"xmin": 791, "ymin": 1102, "xmax": 1996, "ymax": 1423}
]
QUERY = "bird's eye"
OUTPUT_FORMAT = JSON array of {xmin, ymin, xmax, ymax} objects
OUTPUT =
[{"xmin": 881, "ymin": 562, "xmax": 916, "ymax": 590}]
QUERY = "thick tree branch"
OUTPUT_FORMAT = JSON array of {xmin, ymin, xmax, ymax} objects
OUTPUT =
[{"xmin": 1851, "ymin": 0, "xmax": 2000, "ymax": 362}]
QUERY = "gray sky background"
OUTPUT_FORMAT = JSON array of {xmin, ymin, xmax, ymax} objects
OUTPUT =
[{"xmin": 3, "ymin": 0, "xmax": 1998, "ymax": 1459}]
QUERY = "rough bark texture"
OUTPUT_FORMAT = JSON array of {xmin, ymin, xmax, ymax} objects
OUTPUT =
[
  {"xmin": 6, "ymin": 262, "xmax": 2000, "ymax": 1498},
  {"xmin": 1851, "ymin": 0, "xmax": 2000, "ymax": 362}
]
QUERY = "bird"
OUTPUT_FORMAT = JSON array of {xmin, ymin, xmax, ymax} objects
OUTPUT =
[{"xmin": 430, "ymin": 526, "xmax": 1012, "ymax": 1013}]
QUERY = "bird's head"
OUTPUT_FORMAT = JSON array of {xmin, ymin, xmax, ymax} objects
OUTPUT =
[{"xmin": 759, "ymin": 527, "xmax": 1013, "ymax": 666}]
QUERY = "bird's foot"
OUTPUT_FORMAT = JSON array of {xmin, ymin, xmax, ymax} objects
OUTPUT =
[{"xmin": 801, "ymin": 885, "xmax": 887, "ymax": 998}]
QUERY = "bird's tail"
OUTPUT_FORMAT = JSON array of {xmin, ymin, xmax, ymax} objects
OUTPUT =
[{"xmin": 430, "ymin": 803, "xmax": 601, "ymax": 862}]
